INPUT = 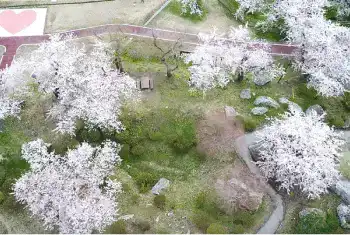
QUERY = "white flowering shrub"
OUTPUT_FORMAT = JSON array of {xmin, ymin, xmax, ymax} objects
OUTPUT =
[
  {"xmin": 0, "ymin": 34, "xmax": 139, "ymax": 135},
  {"xmin": 178, "ymin": 0, "xmax": 203, "ymax": 16},
  {"xmin": 255, "ymin": 110, "xmax": 344, "ymax": 199},
  {"xmin": 184, "ymin": 26, "xmax": 284, "ymax": 93},
  {"xmin": 13, "ymin": 139, "xmax": 122, "ymax": 234}
]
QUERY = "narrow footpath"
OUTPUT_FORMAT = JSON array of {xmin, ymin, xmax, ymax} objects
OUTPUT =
[{"xmin": 0, "ymin": 24, "xmax": 299, "ymax": 69}]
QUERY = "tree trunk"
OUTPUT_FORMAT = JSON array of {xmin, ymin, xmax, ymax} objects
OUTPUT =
[{"xmin": 237, "ymin": 70, "xmax": 244, "ymax": 82}]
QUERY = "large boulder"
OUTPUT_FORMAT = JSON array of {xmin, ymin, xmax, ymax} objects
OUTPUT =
[
  {"xmin": 299, "ymin": 208, "xmax": 325, "ymax": 218},
  {"xmin": 305, "ymin": 104, "xmax": 325, "ymax": 116},
  {"xmin": 334, "ymin": 179, "xmax": 350, "ymax": 204},
  {"xmin": 215, "ymin": 177, "xmax": 263, "ymax": 212},
  {"xmin": 251, "ymin": 107, "xmax": 268, "ymax": 115},
  {"xmin": 240, "ymin": 89, "xmax": 251, "ymax": 99},
  {"xmin": 151, "ymin": 178, "xmax": 170, "ymax": 195},
  {"xmin": 248, "ymin": 141, "xmax": 265, "ymax": 162},
  {"xmin": 254, "ymin": 96, "xmax": 280, "ymax": 109},
  {"xmin": 337, "ymin": 203, "xmax": 350, "ymax": 229}
]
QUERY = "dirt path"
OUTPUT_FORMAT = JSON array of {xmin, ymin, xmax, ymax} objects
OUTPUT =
[{"xmin": 234, "ymin": 132, "xmax": 284, "ymax": 234}]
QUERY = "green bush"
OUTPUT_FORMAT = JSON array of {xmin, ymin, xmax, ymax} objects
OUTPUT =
[
  {"xmin": 105, "ymin": 220, "xmax": 127, "ymax": 234},
  {"xmin": 133, "ymin": 172, "xmax": 159, "ymax": 193},
  {"xmin": 295, "ymin": 210, "xmax": 341, "ymax": 234},
  {"xmin": 327, "ymin": 115, "xmax": 345, "ymax": 128},
  {"xmin": 231, "ymin": 224, "xmax": 245, "ymax": 234},
  {"xmin": 235, "ymin": 115, "xmax": 257, "ymax": 132},
  {"xmin": 207, "ymin": 222, "xmax": 228, "ymax": 234},
  {"xmin": 50, "ymin": 137, "xmax": 79, "ymax": 155},
  {"xmin": 130, "ymin": 144, "xmax": 146, "ymax": 157},
  {"xmin": 153, "ymin": 194, "xmax": 166, "ymax": 210},
  {"xmin": 79, "ymin": 129, "xmax": 102, "ymax": 143},
  {"xmin": 119, "ymin": 144, "xmax": 130, "ymax": 160},
  {"xmin": 191, "ymin": 210, "xmax": 215, "ymax": 232},
  {"xmin": 135, "ymin": 219, "xmax": 151, "ymax": 232},
  {"xmin": 343, "ymin": 92, "xmax": 350, "ymax": 110},
  {"xmin": 231, "ymin": 210, "xmax": 256, "ymax": 228}
]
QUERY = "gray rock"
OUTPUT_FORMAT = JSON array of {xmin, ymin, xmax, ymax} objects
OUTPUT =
[
  {"xmin": 240, "ymin": 89, "xmax": 251, "ymax": 99},
  {"xmin": 254, "ymin": 96, "xmax": 280, "ymax": 109},
  {"xmin": 278, "ymin": 97, "xmax": 289, "ymax": 104},
  {"xmin": 334, "ymin": 179, "xmax": 350, "ymax": 204},
  {"xmin": 337, "ymin": 203, "xmax": 350, "ymax": 229},
  {"xmin": 151, "ymin": 178, "xmax": 170, "ymax": 195},
  {"xmin": 305, "ymin": 104, "xmax": 325, "ymax": 116},
  {"xmin": 248, "ymin": 141, "xmax": 265, "ymax": 162},
  {"xmin": 224, "ymin": 106, "xmax": 237, "ymax": 119},
  {"xmin": 299, "ymin": 208, "xmax": 325, "ymax": 218},
  {"xmin": 251, "ymin": 107, "xmax": 268, "ymax": 115},
  {"xmin": 288, "ymin": 102, "xmax": 303, "ymax": 113},
  {"xmin": 253, "ymin": 77, "xmax": 271, "ymax": 86}
]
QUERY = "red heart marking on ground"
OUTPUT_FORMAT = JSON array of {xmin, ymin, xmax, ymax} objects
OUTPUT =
[{"xmin": 0, "ymin": 10, "xmax": 37, "ymax": 35}]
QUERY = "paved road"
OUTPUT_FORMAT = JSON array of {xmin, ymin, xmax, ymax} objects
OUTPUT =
[{"xmin": 0, "ymin": 23, "xmax": 299, "ymax": 69}]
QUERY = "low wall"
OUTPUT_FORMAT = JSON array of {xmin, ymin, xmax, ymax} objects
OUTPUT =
[{"xmin": 0, "ymin": 0, "xmax": 113, "ymax": 8}]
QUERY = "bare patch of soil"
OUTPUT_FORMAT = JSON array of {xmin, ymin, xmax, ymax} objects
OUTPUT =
[{"xmin": 196, "ymin": 108, "xmax": 244, "ymax": 161}]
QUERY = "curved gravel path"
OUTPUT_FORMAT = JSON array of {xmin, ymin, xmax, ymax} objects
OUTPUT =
[
  {"xmin": 234, "ymin": 132, "xmax": 284, "ymax": 234},
  {"xmin": 0, "ymin": 23, "xmax": 299, "ymax": 69}
]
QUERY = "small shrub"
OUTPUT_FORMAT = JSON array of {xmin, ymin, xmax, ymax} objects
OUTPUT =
[
  {"xmin": 206, "ymin": 222, "xmax": 228, "ymax": 234},
  {"xmin": 236, "ymin": 115, "xmax": 257, "ymax": 132},
  {"xmin": 153, "ymin": 194, "xmax": 166, "ymax": 210},
  {"xmin": 130, "ymin": 144, "xmax": 146, "ymax": 157},
  {"xmin": 79, "ymin": 129, "xmax": 102, "ymax": 143},
  {"xmin": 133, "ymin": 172, "xmax": 159, "ymax": 193},
  {"xmin": 295, "ymin": 210, "xmax": 341, "ymax": 234},
  {"xmin": 50, "ymin": 137, "xmax": 79, "ymax": 155},
  {"xmin": 105, "ymin": 220, "xmax": 127, "ymax": 234},
  {"xmin": 231, "ymin": 224, "xmax": 245, "ymax": 234},
  {"xmin": 343, "ymin": 91, "xmax": 350, "ymax": 110},
  {"xmin": 327, "ymin": 115, "xmax": 345, "ymax": 128},
  {"xmin": 135, "ymin": 219, "xmax": 151, "ymax": 232},
  {"xmin": 231, "ymin": 210, "xmax": 255, "ymax": 227},
  {"xmin": 191, "ymin": 210, "xmax": 215, "ymax": 231},
  {"xmin": 119, "ymin": 144, "xmax": 130, "ymax": 160}
]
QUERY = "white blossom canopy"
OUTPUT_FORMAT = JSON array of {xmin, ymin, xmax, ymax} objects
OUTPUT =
[
  {"xmin": 255, "ymin": 110, "xmax": 344, "ymax": 198},
  {"xmin": 13, "ymin": 139, "xmax": 122, "ymax": 234},
  {"xmin": 184, "ymin": 26, "xmax": 284, "ymax": 93},
  {"xmin": 0, "ymin": 34, "xmax": 139, "ymax": 135}
]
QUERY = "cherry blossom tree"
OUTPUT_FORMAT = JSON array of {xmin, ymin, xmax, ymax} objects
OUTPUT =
[
  {"xmin": 178, "ymin": 0, "xmax": 203, "ymax": 15},
  {"xmin": 248, "ymin": 0, "xmax": 350, "ymax": 96},
  {"xmin": 13, "ymin": 139, "xmax": 122, "ymax": 234},
  {"xmin": 0, "ymin": 34, "xmax": 139, "ymax": 135},
  {"xmin": 184, "ymin": 26, "xmax": 284, "ymax": 93},
  {"xmin": 255, "ymin": 109, "xmax": 344, "ymax": 199}
]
